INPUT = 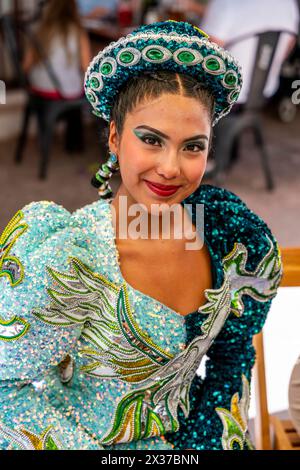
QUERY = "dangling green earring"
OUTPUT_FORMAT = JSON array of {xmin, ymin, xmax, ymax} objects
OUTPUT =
[{"xmin": 91, "ymin": 152, "xmax": 119, "ymax": 199}]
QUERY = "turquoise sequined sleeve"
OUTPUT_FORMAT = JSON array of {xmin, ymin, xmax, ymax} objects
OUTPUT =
[
  {"xmin": 0, "ymin": 201, "xmax": 91, "ymax": 381},
  {"xmin": 0, "ymin": 201, "xmax": 103, "ymax": 449},
  {"xmin": 164, "ymin": 185, "xmax": 283, "ymax": 450}
]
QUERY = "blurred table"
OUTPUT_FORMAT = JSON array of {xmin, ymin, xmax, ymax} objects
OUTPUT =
[
  {"xmin": 83, "ymin": 18, "xmax": 137, "ymax": 55},
  {"xmin": 83, "ymin": 18, "xmax": 136, "ymax": 40}
]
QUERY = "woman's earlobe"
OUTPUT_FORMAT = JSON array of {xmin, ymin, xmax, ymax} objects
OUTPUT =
[{"xmin": 108, "ymin": 121, "xmax": 119, "ymax": 154}]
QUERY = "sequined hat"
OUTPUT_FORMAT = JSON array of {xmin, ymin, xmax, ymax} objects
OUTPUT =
[{"xmin": 84, "ymin": 20, "xmax": 243, "ymax": 126}]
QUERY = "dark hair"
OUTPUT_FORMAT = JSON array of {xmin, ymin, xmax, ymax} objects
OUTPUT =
[
  {"xmin": 32, "ymin": 0, "xmax": 83, "ymax": 65},
  {"xmin": 104, "ymin": 70, "xmax": 215, "ymax": 151}
]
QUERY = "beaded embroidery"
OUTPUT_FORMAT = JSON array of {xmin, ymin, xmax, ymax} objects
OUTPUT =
[
  {"xmin": 32, "ymin": 257, "xmax": 173, "ymax": 381},
  {"xmin": 101, "ymin": 273, "xmax": 232, "ymax": 445},
  {"xmin": 84, "ymin": 20, "xmax": 243, "ymax": 126},
  {"xmin": 0, "ymin": 423, "xmax": 64, "ymax": 450},
  {"xmin": 222, "ymin": 235, "xmax": 282, "ymax": 317},
  {"xmin": 0, "ymin": 315, "xmax": 30, "ymax": 342},
  {"xmin": 29, "ymin": 231, "xmax": 281, "ymax": 445},
  {"xmin": 0, "ymin": 210, "xmax": 28, "ymax": 287},
  {"xmin": 215, "ymin": 374, "xmax": 254, "ymax": 450},
  {"xmin": 0, "ymin": 187, "xmax": 283, "ymax": 451},
  {"xmin": 0, "ymin": 211, "xmax": 30, "ymax": 342},
  {"xmin": 198, "ymin": 234, "xmax": 282, "ymax": 333}
]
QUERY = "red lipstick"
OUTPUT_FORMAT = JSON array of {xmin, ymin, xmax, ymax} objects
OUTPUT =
[{"xmin": 144, "ymin": 179, "xmax": 181, "ymax": 197}]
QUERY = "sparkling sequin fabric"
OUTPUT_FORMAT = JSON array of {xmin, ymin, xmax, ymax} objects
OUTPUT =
[
  {"xmin": 0, "ymin": 184, "xmax": 282, "ymax": 450},
  {"xmin": 84, "ymin": 20, "xmax": 243, "ymax": 126}
]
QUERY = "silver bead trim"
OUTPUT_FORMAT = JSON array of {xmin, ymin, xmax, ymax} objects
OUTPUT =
[
  {"xmin": 89, "ymin": 72, "xmax": 104, "ymax": 91},
  {"xmin": 213, "ymin": 106, "xmax": 231, "ymax": 126},
  {"xmin": 98, "ymin": 169, "xmax": 112, "ymax": 178},
  {"xmin": 84, "ymin": 29, "xmax": 243, "ymax": 124},
  {"xmin": 141, "ymin": 44, "xmax": 172, "ymax": 63},
  {"xmin": 221, "ymin": 70, "xmax": 238, "ymax": 89},
  {"xmin": 85, "ymin": 89, "xmax": 99, "ymax": 107},
  {"xmin": 173, "ymin": 47, "xmax": 203, "ymax": 66},
  {"xmin": 202, "ymin": 54, "xmax": 226, "ymax": 75},
  {"xmin": 85, "ymin": 31, "xmax": 243, "ymax": 82},
  {"xmin": 227, "ymin": 87, "xmax": 241, "ymax": 104},
  {"xmin": 99, "ymin": 56, "xmax": 117, "ymax": 77},
  {"xmin": 116, "ymin": 47, "xmax": 141, "ymax": 67}
]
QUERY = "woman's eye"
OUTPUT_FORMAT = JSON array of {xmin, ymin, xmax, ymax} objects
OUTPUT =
[
  {"xmin": 142, "ymin": 135, "xmax": 162, "ymax": 146},
  {"xmin": 185, "ymin": 143, "xmax": 206, "ymax": 152}
]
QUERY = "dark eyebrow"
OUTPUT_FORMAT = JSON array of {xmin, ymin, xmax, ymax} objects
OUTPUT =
[{"xmin": 134, "ymin": 125, "xmax": 208, "ymax": 142}]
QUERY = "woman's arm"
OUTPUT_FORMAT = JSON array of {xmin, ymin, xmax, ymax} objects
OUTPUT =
[
  {"xmin": 164, "ymin": 185, "xmax": 283, "ymax": 450},
  {"xmin": 165, "ymin": 276, "xmax": 280, "ymax": 450},
  {"xmin": 0, "ymin": 202, "xmax": 104, "ymax": 449}
]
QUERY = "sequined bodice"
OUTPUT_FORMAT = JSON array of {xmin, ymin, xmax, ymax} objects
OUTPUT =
[
  {"xmin": 0, "ymin": 198, "xmax": 210, "ymax": 449},
  {"xmin": 0, "ymin": 185, "xmax": 282, "ymax": 450}
]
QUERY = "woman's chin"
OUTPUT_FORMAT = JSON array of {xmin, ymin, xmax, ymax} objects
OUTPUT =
[{"xmin": 123, "ymin": 182, "xmax": 192, "ymax": 212}]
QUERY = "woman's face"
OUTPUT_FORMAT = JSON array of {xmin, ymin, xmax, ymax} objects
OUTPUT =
[{"xmin": 109, "ymin": 92, "xmax": 211, "ymax": 211}]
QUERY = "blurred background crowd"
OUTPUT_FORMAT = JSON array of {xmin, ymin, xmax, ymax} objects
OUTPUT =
[{"xmin": 0, "ymin": 0, "xmax": 300, "ymax": 451}]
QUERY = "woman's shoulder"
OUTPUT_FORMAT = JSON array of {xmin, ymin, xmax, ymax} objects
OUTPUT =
[
  {"xmin": 187, "ymin": 184, "xmax": 281, "ymax": 270},
  {"xmin": 187, "ymin": 183, "xmax": 249, "ymax": 211},
  {"xmin": 0, "ymin": 198, "xmax": 106, "ymax": 282},
  {"xmin": 2, "ymin": 200, "xmax": 72, "ymax": 261},
  {"xmin": 191, "ymin": 185, "xmax": 283, "ymax": 337},
  {"xmin": 70, "ymin": 197, "xmax": 108, "ymax": 225},
  {"xmin": 0, "ymin": 201, "xmax": 87, "ymax": 379},
  {"xmin": 9, "ymin": 197, "xmax": 108, "ymax": 234}
]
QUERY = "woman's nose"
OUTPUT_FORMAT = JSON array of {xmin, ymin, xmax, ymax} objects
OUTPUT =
[{"xmin": 156, "ymin": 150, "xmax": 181, "ymax": 179}]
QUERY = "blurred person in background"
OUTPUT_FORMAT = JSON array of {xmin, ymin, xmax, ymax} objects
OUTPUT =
[
  {"xmin": 200, "ymin": 0, "xmax": 299, "ymax": 107},
  {"xmin": 22, "ymin": 0, "xmax": 92, "ymax": 152},
  {"xmin": 199, "ymin": 0, "xmax": 299, "ymax": 168}
]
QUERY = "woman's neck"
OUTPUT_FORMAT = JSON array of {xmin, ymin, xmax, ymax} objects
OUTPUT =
[{"xmin": 110, "ymin": 185, "xmax": 197, "ymax": 244}]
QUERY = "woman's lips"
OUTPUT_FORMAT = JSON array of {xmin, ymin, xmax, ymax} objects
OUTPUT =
[{"xmin": 144, "ymin": 179, "xmax": 181, "ymax": 197}]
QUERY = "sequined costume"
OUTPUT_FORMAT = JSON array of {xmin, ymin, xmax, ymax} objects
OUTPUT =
[{"xmin": 0, "ymin": 184, "xmax": 282, "ymax": 450}]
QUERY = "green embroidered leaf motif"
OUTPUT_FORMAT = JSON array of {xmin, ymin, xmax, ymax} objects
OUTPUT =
[
  {"xmin": 31, "ymin": 254, "xmax": 236, "ymax": 445},
  {"xmin": 30, "ymin": 234, "xmax": 279, "ymax": 446},
  {"xmin": 198, "ymin": 235, "xmax": 282, "ymax": 333},
  {"xmin": 33, "ymin": 258, "xmax": 119, "ymax": 326},
  {"xmin": 0, "ymin": 423, "xmax": 64, "ymax": 450},
  {"xmin": 198, "ymin": 276, "xmax": 231, "ymax": 336},
  {"xmin": 31, "ymin": 257, "xmax": 173, "ymax": 382},
  {"xmin": 43, "ymin": 433, "xmax": 60, "ymax": 450},
  {"xmin": 101, "ymin": 379, "xmax": 178, "ymax": 445},
  {"xmin": 215, "ymin": 374, "xmax": 253, "ymax": 450},
  {"xmin": 101, "ymin": 290, "xmax": 235, "ymax": 446},
  {"xmin": 0, "ymin": 210, "xmax": 28, "ymax": 287},
  {"xmin": 215, "ymin": 409, "xmax": 245, "ymax": 450},
  {"xmin": 0, "ymin": 315, "xmax": 30, "ymax": 342},
  {"xmin": 222, "ymin": 234, "xmax": 283, "ymax": 316}
]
